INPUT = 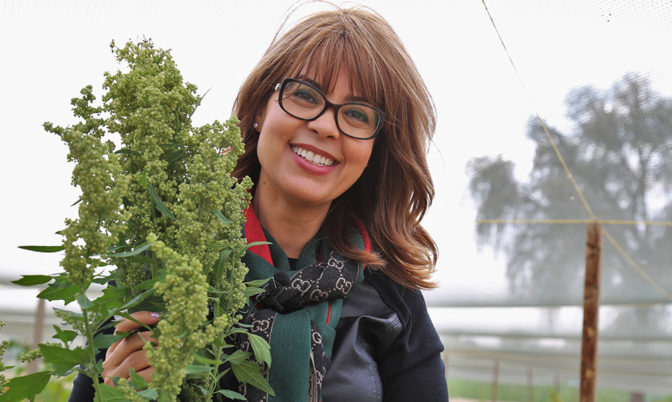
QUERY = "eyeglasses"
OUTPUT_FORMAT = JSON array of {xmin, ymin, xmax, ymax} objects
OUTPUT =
[{"xmin": 274, "ymin": 78, "xmax": 384, "ymax": 140}]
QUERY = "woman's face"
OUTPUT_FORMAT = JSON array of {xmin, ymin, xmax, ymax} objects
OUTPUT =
[{"xmin": 255, "ymin": 69, "xmax": 375, "ymax": 209}]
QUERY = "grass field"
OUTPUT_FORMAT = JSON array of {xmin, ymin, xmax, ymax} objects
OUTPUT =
[{"xmin": 448, "ymin": 378, "xmax": 672, "ymax": 402}]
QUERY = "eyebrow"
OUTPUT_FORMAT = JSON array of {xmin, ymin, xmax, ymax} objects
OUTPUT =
[{"xmin": 295, "ymin": 75, "xmax": 372, "ymax": 104}]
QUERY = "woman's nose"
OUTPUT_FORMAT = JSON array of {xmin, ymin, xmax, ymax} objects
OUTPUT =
[{"xmin": 306, "ymin": 107, "xmax": 340, "ymax": 139}]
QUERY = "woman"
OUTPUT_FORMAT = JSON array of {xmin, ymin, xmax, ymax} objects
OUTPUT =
[{"xmin": 74, "ymin": 6, "xmax": 448, "ymax": 402}]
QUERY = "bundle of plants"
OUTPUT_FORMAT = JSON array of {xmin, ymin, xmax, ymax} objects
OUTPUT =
[{"xmin": 4, "ymin": 40, "xmax": 271, "ymax": 402}]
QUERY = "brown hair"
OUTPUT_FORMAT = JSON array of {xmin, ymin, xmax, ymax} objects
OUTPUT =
[{"xmin": 232, "ymin": 7, "xmax": 438, "ymax": 289}]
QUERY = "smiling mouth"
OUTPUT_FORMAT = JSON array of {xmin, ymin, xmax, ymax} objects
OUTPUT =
[{"xmin": 291, "ymin": 145, "xmax": 336, "ymax": 167}]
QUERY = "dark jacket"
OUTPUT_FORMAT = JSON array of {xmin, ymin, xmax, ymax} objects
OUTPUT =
[{"xmin": 322, "ymin": 269, "xmax": 448, "ymax": 401}]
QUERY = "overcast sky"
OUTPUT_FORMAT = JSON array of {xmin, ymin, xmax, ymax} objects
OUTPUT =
[{"xmin": 1, "ymin": 0, "xmax": 671, "ymax": 323}]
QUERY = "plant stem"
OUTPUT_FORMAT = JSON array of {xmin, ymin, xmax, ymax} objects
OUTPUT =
[{"xmin": 82, "ymin": 307, "xmax": 104, "ymax": 402}]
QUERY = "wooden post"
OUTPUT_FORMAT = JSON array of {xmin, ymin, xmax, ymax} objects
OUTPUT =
[
  {"xmin": 28, "ymin": 298, "xmax": 46, "ymax": 373},
  {"xmin": 491, "ymin": 359, "xmax": 499, "ymax": 402},
  {"xmin": 527, "ymin": 367, "xmax": 533, "ymax": 402},
  {"xmin": 580, "ymin": 222, "xmax": 602, "ymax": 402},
  {"xmin": 554, "ymin": 374, "xmax": 560, "ymax": 391}
]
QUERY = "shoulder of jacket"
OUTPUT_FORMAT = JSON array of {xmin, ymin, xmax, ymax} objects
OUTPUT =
[{"xmin": 363, "ymin": 269, "xmax": 427, "ymax": 325}]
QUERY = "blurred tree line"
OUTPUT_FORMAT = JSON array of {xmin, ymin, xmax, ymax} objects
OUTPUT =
[{"xmin": 467, "ymin": 73, "xmax": 672, "ymax": 330}]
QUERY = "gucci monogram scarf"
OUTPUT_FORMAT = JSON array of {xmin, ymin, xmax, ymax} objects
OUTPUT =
[{"xmin": 238, "ymin": 207, "xmax": 368, "ymax": 402}]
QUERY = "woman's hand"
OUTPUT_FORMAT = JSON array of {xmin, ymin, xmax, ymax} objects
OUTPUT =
[{"xmin": 102, "ymin": 311, "xmax": 160, "ymax": 386}]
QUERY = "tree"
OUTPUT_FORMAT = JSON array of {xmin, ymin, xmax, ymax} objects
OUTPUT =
[{"xmin": 467, "ymin": 73, "xmax": 672, "ymax": 318}]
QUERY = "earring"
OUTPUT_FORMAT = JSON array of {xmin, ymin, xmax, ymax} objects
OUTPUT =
[{"xmin": 253, "ymin": 122, "xmax": 260, "ymax": 130}]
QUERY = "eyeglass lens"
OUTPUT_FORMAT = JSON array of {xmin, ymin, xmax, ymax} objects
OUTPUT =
[{"xmin": 280, "ymin": 80, "xmax": 381, "ymax": 139}]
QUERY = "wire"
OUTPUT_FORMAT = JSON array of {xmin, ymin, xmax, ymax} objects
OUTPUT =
[
  {"xmin": 479, "ymin": 0, "xmax": 672, "ymax": 301},
  {"xmin": 601, "ymin": 230, "xmax": 672, "ymax": 300},
  {"xmin": 478, "ymin": 218, "xmax": 672, "ymax": 226}
]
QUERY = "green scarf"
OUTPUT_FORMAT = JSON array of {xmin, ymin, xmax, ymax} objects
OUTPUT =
[{"xmin": 239, "ymin": 207, "xmax": 367, "ymax": 402}]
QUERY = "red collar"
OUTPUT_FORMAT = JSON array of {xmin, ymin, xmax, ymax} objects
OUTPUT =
[
  {"xmin": 244, "ymin": 207, "xmax": 273, "ymax": 265},
  {"xmin": 243, "ymin": 207, "xmax": 371, "ymax": 265}
]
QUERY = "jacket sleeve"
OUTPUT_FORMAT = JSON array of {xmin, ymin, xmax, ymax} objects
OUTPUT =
[
  {"xmin": 68, "ymin": 371, "xmax": 96, "ymax": 402},
  {"xmin": 68, "ymin": 317, "xmax": 114, "ymax": 402},
  {"xmin": 367, "ymin": 271, "xmax": 449, "ymax": 402}
]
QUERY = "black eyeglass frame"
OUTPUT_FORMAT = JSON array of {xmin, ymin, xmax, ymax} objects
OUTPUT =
[{"xmin": 274, "ymin": 78, "xmax": 385, "ymax": 140}]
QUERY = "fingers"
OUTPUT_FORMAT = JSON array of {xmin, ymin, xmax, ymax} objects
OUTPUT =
[
  {"xmin": 107, "ymin": 311, "xmax": 160, "ymax": 356},
  {"xmin": 135, "ymin": 366, "xmax": 154, "ymax": 383},
  {"xmin": 102, "ymin": 311, "xmax": 161, "ymax": 387},
  {"xmin": 114, "ymin": 311, "xmax": 160, "ymax": 334},
  {"xmin": 106, "ymin": 330, "xmax": 157, "ymax": 366},
  {"xmin": 102, "ymin": 339, "xmax": 155, "ymax": 383},
  {"xmin": 102, "ymin": 350, "xmax": 154, "ymax": 386}
]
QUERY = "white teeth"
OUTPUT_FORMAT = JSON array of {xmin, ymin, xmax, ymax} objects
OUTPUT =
[{"xmin": 291, "ymin": 146, "xmax": 335, "ymax": 166}]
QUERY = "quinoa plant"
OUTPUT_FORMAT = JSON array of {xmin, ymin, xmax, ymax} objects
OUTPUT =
[
  {"xmin": 0, "ymin": 321, "xmax": 10, "ymax": 394},
  {"xmin": 8, "ymin": 40, "xmax": 271, "ymax": 402}
]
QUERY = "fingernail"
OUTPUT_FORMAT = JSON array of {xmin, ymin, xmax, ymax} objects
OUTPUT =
[{"xmin": 151, "ymin": 312, "xmax": 160, "ymax": 318}]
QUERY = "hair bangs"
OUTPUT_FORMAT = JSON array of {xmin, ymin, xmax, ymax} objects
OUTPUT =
[{"xmin": 282, "ymin": 22, "xmax": 385, "ymax": 111}]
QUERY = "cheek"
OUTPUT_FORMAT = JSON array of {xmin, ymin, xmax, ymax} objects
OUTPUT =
[
  {"xmin": 345, "ymin": 141, "xmax": 375, "ymax": 175},
  {"xmin": 256, "ymin": 104, "xmax": 287, "ymax": 157}
]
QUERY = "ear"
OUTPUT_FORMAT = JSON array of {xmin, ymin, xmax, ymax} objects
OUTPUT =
[{"xmin": 254, "ymin": 106, "xmax": 267, "ymax": 132}]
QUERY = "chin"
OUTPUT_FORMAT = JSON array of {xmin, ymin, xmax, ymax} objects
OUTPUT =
[
  {"xmin": 290, "ymin": 191, "xmax": 332, "ymax": 207},
  {"xmin": 281, "ymin": 183, "xmax": 334, "ymax": 206}
]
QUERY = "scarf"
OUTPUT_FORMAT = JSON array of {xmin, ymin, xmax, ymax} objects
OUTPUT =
[{"xmin": 238, "ymin": 207, "xmax": 369, "ymax": 402}]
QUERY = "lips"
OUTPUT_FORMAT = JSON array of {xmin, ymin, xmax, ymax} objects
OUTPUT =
[{"xmin": 290, "ymin": 144, "xmax": 337, "ymax": 167}]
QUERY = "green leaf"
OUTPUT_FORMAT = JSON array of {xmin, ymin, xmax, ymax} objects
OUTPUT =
[
  {"xmin": 96, "ymin": 383, "xmax": 128, "ymax": 401},
  {"xmin": 38, "ymin": 344, "xmax": 88, "ymax": 376},
  {"xmin": 0, "ymin": 371, "xmax": 50, "ymax": 402},
  {"xmin": 190, "ymin": 383, "xmax": 208, "ymax": 397},
  {"xmin": 77, "ymin": 294, "xmax": 93, "ymax": 310},
  {"xmin": 119, "ymin": 289, "xmax": 157, "ymax": 313},
  {"xmin": 93, "ymin": 333, "xmax": 122, "ymax": 350},
  {"xmin": 129, "ymin": 368, "xmax": 149, "ymax": 389},
  {"xmin": 115, "ymin": 311, "xmax": 154, "ymax": 333},
  {"xmin": 225, "ymin": 349, "xmax": 251, "ymax": 365},
  {"xmin": 37, "ymin": 282, "xmax": 79, "ymax": 303},
  {"xmin": 207, "ymin": 285, "xmax": 229, "ymax": 295},
  {"xmin": 17, "ymin": 245, "xmax": 64, "ymax": 253},
  {"xmin": 96, "ymin": 286, "xmax": 126, "ymax": 310},
  {"xmin": 206, "ymin": 241, "xmax": 231, "ymax": 250},
  {"xmin": 243, "ymin": 286, "xmax": 265, "ymax": 298},
  {"xmin": 215, "ymin": 389, "xmax": 247, "ymax": 400},
  {"xmin": 245, "ymin": 278, "xmax": 270, "ymax": 288},
  {"xmin": 53, "ymin": 308, "xmax": 83, "ymax": 322},
  {"xmin": 158, "ymin": 393, "xmax": 172, "ymax": 402},
  {"xmin": 164, "ymin": 148, "xmax": 185, "ymax": 170},
  {"xmin": 52, "ymin": 325, "xmax": 77, "ymax": 343},
  {"xmin": 231, "ymin": 360, "xmax": 275, "ymax": 396},
  {"xmin": 137, "ymin": 171, "xmax": 148, "ymax": 190},
  {"xmin": 248, "ymin": 333, "xmax": 272, "ymax": 367},
  {"xmin": 184, "ymin": 364, "xmax": 212, "ymax": 375},
  {"xmin": 11, "ymin": 275, "xmax": 53, "ymax": 286},
  {"xmin": 128, "ymin": 294, "xmax": 164, "ymax": 314},
  {"xmin": 109, "ymin": 241, "xmax": 150, "ymax": 257},
  {"xmin": 147, "ymin": 181, "xmax": 176, "ymax": 220},
  {"xmin": 246, "ymin": 241, "xmax": 272, "ymax": 249},
  {"xmin": 138, "ymin": 388, "xmax": 158, "ymax": 399},
  {"xmin": 192, "ymin": 352, "xmax": 221, "ymax": 366},
  {"xmin": 214, "ymin": 248, "xmax": 233, "ymax": 279},
  {"xmin": 135, "ymin": 270, "xmax": 166, "ymax": 291},
  {"xmin": 91, "ymin": 276, "xmax": 111, "ymax": 285},
  {"xmin": 115, "ymin": 147, "xmax": 141, "ymax": 156},
  {"xmin": 213, "ymin": 209, "xmax": 232, "ymax": 224}
]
